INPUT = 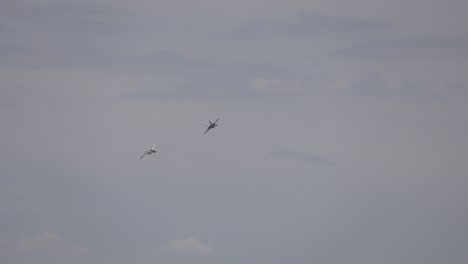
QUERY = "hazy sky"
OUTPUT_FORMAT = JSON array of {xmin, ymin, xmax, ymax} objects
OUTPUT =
[{"xmin": 1, "ymin": 1, "xmax": 468, "ymax": 263}]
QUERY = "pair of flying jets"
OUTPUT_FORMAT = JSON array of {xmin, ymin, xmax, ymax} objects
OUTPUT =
[{"xmin": 140, "ymin": 118, "xmax": 220, "ymax": 159}]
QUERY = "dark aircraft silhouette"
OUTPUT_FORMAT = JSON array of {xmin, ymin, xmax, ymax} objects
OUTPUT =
[
  {"xmin": 140, "ymin": 144, "xmax": 157, "ymax": 159},
  {"xmin": 204, "ymin": 118, "xmax": 219, "ymax": 134}
]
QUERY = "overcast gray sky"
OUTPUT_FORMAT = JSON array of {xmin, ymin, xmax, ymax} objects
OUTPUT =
[{"xmin": 1, "ymin": 0, "xmax": 468, "ymax": 263}]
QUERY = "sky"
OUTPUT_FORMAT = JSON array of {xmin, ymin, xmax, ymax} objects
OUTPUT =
[{"xmin": 1, "ymin": 0, "xmax": 468, "ymax": 263}]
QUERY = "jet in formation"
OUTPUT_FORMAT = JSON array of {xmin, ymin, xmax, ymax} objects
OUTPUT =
[
  {"xmin": 140, "ymin": 144, "xmax": 157, "ymax": 159},
  {"xmin": 204, "ymin": 118, "xmax": 219, "ymax": 134}
]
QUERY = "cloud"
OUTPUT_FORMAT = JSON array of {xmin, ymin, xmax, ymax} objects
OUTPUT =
[
  {"xmin": 445, "ymin": 81, "xmax": 468, "ymax": 96},
  {"xmin": 216, "ymin": 12, "xmax": 390, "ymax": 39},
  {"xmin": 334, "ymin": 36, "xmax": 468, "ymax": 59},
  {"xmin": 156, "ymin": 237, "xmax": 216, "ymax": 257},
  {"xmin": 270, "ymin": 150, "xmax": 336, "ymax": 167},
  {"xmin": 248, "ymin": 72, "xmax": 458, "ymax": 101},
  {"xmin": 15, "ymin": 232, "xmax": 86, "ymax": 257},
  {"xmin": 248, "ymin": 73, "xmax": 385, "ymax": 97},
  {"xmin": 249, "ymin": 75, "xmax": 351, "ymax": 96},
  {"xmin": 250, "ymin": 78, "xmax": 308, "ymax": 95},
  {"xmin": 120, "ymin": 51, "xmax": 284, "ymax": 98}
]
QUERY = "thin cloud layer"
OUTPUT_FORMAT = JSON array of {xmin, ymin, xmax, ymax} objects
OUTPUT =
[
  {"xmin": 335, "ymin": 36, "xmax": 468, "ymax": 59},
  {"xmin": 1, "ymin": 0, "xmax": 468, "ymax": 264},
  {"xmin": 216, "ymin": 12, "xmax": 391, "ymax": 39},
  {"xmin": 156, "ymin": 237, "xmax": 216, "ymax": 257},
  {"xmin": 15, "ymin": 232, "xmax": 86, "ymax": 257},
  {"xmin": 270, "ymin": 150, "xmax": 335, "ymax": 167}
]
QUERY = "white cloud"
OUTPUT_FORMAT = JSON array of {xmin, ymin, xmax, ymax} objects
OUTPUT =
[
  {"xmin": 156, "ymin": 237, "xmax": 216, "ymax": 257},
  {"xmin": 16, "ymin": 232, "xmax": 86, "ymax": 257}
]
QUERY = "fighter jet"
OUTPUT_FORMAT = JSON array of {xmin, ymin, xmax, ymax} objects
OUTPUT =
[
  {"xmin": 140, "ymin": 144, "xmax": 157, "ymax": 159},
  {"xmin": 204, "ymin": 118, "xmax": 219, "ymax": 134}
]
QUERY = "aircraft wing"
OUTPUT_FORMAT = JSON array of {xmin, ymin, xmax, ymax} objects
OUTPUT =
[
  {"xmin": 140, "ymin": 152, "xmax": 147, "ymax": 159},
  {"xmin": 204, "ymin": 127, "xmax": 211, "ymax": 134}
]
